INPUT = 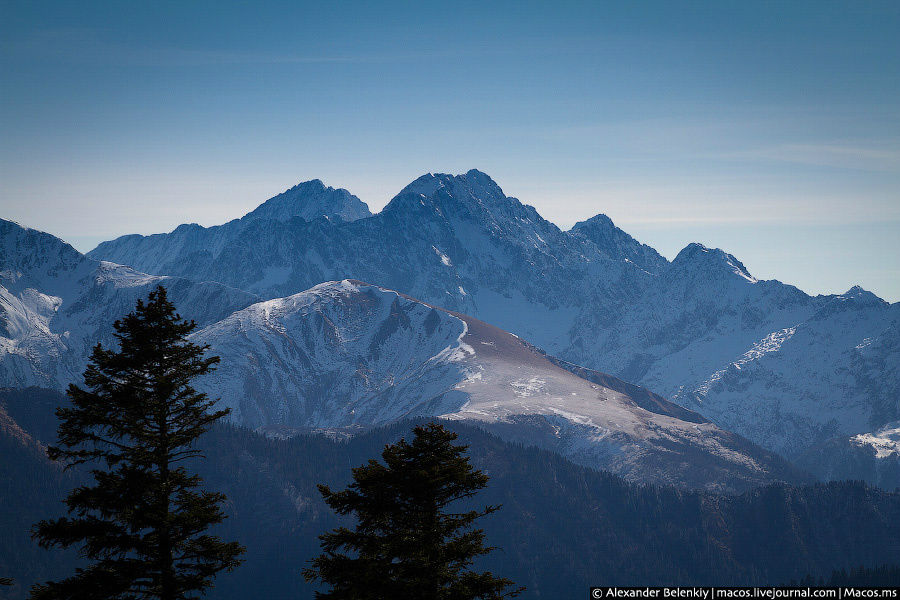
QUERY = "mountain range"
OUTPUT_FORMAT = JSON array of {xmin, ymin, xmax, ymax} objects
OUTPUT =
[
  {"xmin": 0, "ymin": 221, "xmax": 798, "ymax": 491},
  {"xmin": 87, "ymin": 171, "xmax": 900, "ymax": 469},
  {"xmin": 3, "ymin": 169, "xmax": 899, "ymax": 488}
]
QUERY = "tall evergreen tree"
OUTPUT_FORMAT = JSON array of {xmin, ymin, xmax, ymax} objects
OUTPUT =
[
  {"xmin": 303, "ymin": 422, "xmax": 522, "ymax": 599},
  {"xmin": 31, "ymin": 285, "xmax": 244, "ymax": 600}
]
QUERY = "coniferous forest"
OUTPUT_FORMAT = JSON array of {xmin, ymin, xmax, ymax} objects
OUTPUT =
[{"xmin": 3, "ymin": 387, "xmax": 900, "ymax": 599}]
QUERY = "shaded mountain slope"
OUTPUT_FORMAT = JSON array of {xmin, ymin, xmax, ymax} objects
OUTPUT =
[{"xmin": 0, "ymin": 389, "xmax": 897, "ymax": 599}]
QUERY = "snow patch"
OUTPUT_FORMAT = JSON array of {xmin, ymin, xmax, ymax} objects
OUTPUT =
[
  {"xmin": 96, "ymin": 261, "xmax": 164, "ymax": 287},
  {"xmin": 851, "ymin": 423, "xmax": 900, "ymax": 458},
  {"xmin": 726, "ymin": 257, "xmax": 757, "ymax": 283},
  {"xmin": 429, "ymin": 319, "xmax": 474, "ymax": 364},
  {"xmin": 696, "ymin": 326, "xmax": 797, "ymax": 396},
  {"xmin": 432, "ymin": 246, "xmax": 452, "ymax": 267}
]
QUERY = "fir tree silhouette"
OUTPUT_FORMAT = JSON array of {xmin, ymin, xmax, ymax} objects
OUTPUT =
[
  {"xmin": 304, "ymin": 422, "xmax": 522, "ymax": 599},
  {"xmin": 31, "ymin": 285, "xmax": 244, "ymax": 600}
]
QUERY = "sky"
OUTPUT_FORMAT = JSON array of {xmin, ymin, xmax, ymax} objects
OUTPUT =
[{"xmin": 1, "ymin": 1, "xmax": 898, "ymax": 300}]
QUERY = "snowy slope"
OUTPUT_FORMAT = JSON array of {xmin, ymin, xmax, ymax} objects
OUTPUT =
[
  {"xmin": 191, "ymin": 280, "xmax": 468, "ymax": 428},
  {"xmin": 0, "ymin": 219, "xmax": 258, "ymax": 388},
  {"xmin": 191, "ymin": 280, "xmax": 804, "ymax": 492},
  {"xmin": 87, "ymin": 170, "xmax": 900, "ymax": 462}
]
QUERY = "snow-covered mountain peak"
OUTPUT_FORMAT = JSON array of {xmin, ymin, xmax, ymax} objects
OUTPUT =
[
  {"xmin": 570, "ymin": 214, "xmax": 667, "ymax": 274},
  {"xmin": 396, "ymin": 169, "xmax": 505, "ymax": 202},
  {"xmin": 572, "ymin": 213, "xmax": 615, "ymax": 230},
  {"xmin": 838, "ymin": 285, "xmax": 885, "ymax": 305},
  {"xmin": 1, "ymin": 219, "xmax": 85, "ymax": 270},
  {"xmin": 231, "ymin": 279, "xmax": 368, "ymax": 320},
  {"xmin": 461, "ymin": 168, "xmax": 506, "ymax": 197},
  {"xmin": 94, "ymin": 261, "xmax": 165, "ymax": 288},
  {"xmin": 202, "ymin": 279, "xmax": 465, "ymax": 354},
  {"xmin": 172, "ymin": 223, "xmax": 203, "ymax": 234},
  {"xmin": 384, "ymin": 171, "xmax": 570, "ymax": 271},
  {"xmin": 1, "ymin": 218, "xmax": 90, "ymax": 296},
  {"xmin": 242, "ymin": 179, "xmax": 371, "ymax": 223},
  {"xmin": 397, "ymin": 172, "xmax": 447, "ymax": 198},
  {"xmin": 389, "ymin": 170, "xmax": 524, "ymax": 222},
  {"xmin": 671, "ymin": 242, "xmax": 757, "ymax": 283}
]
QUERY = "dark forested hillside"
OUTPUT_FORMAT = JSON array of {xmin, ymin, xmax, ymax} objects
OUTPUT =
[
  {"xmin": 0, "ymin": 389, "xmax": 80, "ymax": 600},
  {"xmin": 3, "ymin": 388, "xmax": 900, "ymax": 599}
]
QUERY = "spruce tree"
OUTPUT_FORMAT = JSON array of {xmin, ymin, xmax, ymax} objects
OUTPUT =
[
  {"xmin": 303, "ymin": 422, "xmax": 522, "ymax": 599},
  {"xmin": 31, "ymin": 285, "xmax": 244, "ymax": 600}
]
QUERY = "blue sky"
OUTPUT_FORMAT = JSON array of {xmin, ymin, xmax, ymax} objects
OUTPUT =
[{"xmin": 1, "ymin": 1, "xmax": 898, "ymax": 300}]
